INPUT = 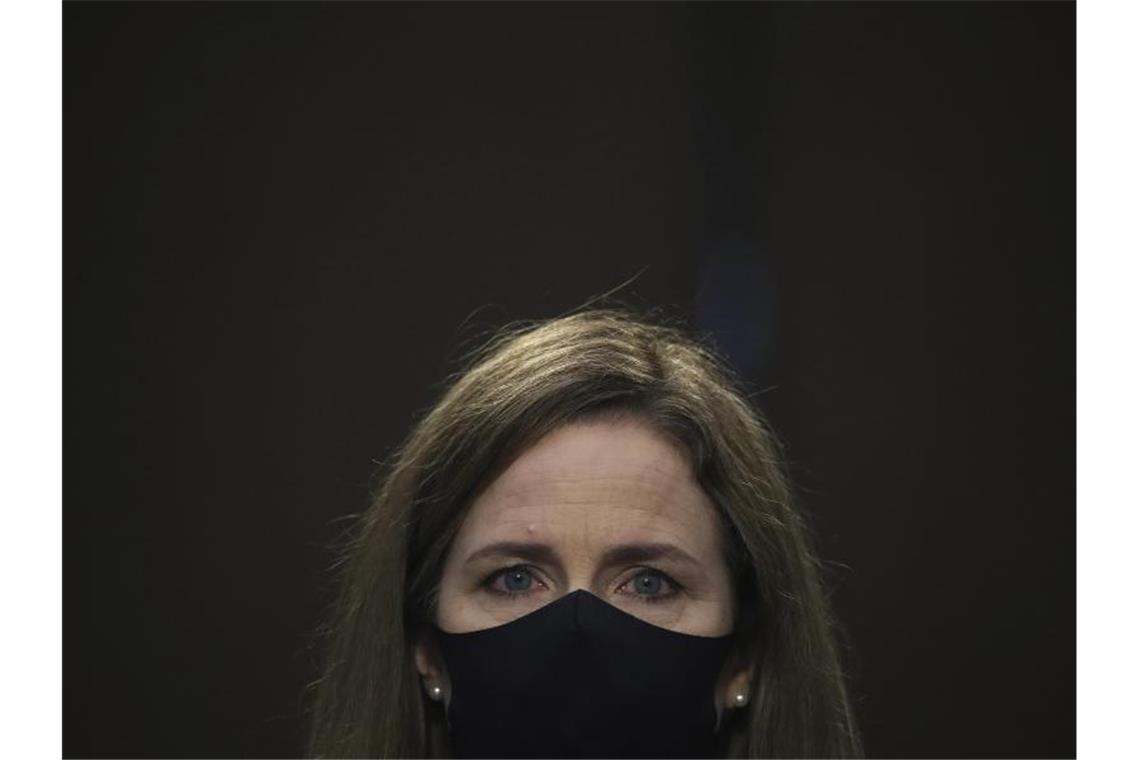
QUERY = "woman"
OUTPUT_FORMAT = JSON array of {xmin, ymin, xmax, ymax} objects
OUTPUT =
[{"xmin": 307, "ymin": 309, "xmax": 862, "ymax": 758}]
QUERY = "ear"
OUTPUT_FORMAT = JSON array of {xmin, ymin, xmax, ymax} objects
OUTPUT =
[
  {"xmin": 715, "ymin": 649, "xmax": 755, "ymax": 720},
  {"xmin": 719, "ymin": 658, "xmax": 754, "ymax": 708},
  {"xmin": 414, "ymin": 633, "xmax": 451, "ymax": 703},
  {"xmin": 413, "ymin": 637, "xmax": 436, "ymax": 679}
]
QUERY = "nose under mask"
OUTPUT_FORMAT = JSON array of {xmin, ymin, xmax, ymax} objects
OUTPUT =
[{"xmin": 432, "ymin": 589, "xmax": 737, "ymax": 758}]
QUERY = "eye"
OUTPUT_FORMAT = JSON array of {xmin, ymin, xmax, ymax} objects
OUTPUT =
[
  {"xmin": 483, "ymin": 565, "xmax": 545, "ymax": 598},
  {"xmin": 617, "ymin": 568, "xmax": 680, "ymax": 603},
  {"xmin": 502, "ymin": 567, "xmax": 533, "ymax": 592}
]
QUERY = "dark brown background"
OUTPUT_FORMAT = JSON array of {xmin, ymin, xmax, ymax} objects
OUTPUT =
[{"xmin": 66, "ymin": 2, "xmax": 1074, "ymax": 757}]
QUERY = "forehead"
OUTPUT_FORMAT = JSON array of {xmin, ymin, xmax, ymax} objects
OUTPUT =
[{"xmin": 454, "ymin": 418, "xmax": 721, "ymax": 551}]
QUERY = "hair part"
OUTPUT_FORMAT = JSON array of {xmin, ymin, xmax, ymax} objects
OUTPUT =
[{"xmin": 306, "ymin": 308, "xmax": 862, "ymax": 758}]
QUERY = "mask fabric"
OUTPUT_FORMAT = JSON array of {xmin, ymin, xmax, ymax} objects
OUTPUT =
[{"xmin": 433, "ymin": 589, "xmax": 737, "ymax": 758}]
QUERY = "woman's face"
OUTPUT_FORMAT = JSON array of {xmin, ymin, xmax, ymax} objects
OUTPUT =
[{"xmin": 416, "ymin": 416, "xmax": 752, "ymax": 705}]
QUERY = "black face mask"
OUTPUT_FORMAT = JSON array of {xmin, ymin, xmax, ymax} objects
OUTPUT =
[{"xmin": 433, "ymin": 589, "xmax": 737, "ymax": 759}]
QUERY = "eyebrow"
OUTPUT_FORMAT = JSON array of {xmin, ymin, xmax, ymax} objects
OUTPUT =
[{"xmin": 462, "ymin": 541, "xmax": 705, "ymax": 571}]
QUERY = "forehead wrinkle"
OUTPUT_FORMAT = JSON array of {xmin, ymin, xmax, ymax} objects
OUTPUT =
[
  {"xmin": 479, "ymin": 483, "xmax": 712, "ymax": 533},
  {"xmin": 496, "ymin": 423, "xmax": 694, "ymax": 481},
  {"xmin": 470, "ymin": 488, "xmax": 719, "ymax": 556},
  {"xmin": 500, "ymin": 453, "xmax": 693, "ymax": 490},
  {"xmin": 485, "ymin": 468, "xmax": 708, "ymax": 511},
  {"xmin": 455, "ymin": 419, "xmax": 723, "ymax": 564}
]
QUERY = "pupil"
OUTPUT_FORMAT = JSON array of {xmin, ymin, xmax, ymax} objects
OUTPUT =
[
  {"xmin": 635, "ymin": 572, "xmax": 661, "ymax": 595},
  {"xmin": 504, "ymin": 569, "xmax": 531, "ymax": 592}
]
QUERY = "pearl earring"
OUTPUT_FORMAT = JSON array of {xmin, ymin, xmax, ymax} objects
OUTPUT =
[
  {"xmin": 733, "ymin": 692, "xmax": 748, "ymax": 707},
  {"xmin": 425, "ymin": 682, "xmax": 443, "ymax": 700}
]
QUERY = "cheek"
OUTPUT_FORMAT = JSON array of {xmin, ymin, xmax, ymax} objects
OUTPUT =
[
  {"xmin": 434, "ymin": 574, "xmax": 542, "ymax": 633},
  {"xmin": 666, "ymin": 588, "xmax": 736, "ymax": 637},
  {"xmin": 433, "ymin": 575, "xmax": 472, "ymax": 631}
]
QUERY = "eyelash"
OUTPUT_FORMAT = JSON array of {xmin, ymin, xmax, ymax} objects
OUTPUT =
[{"xmin": 480, "ymin": 564, "xmax": 682, "ymax": 605}]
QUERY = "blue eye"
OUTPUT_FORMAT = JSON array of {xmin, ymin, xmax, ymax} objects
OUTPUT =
[
  {"xmin": 502, "ymin": 568, "xmax": 533, "ymax": 592},
  {"xmin": 482, "ymin": 565, "xmax": 680, "ymax": 604},
  {"xmin": 631, "ymin": 571, "xmax": 663, "ymax": 596},
  {"xmin": 617, "ymin": 568, "xmax": 680, "ymax": 604},
  {"xmin": 483, "ymin": 565, "xmax": 541, "ymax": 598}
]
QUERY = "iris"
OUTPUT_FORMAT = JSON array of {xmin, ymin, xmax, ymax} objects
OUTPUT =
[
  {"xmin": 632, "ymin": 571, "xmax": 662, "ymax": 596},
  {"xmin": 503, "ymin": 568, "xmax": 533, "ymax": 592}
]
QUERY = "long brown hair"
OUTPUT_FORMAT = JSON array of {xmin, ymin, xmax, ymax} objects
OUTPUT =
[{"xmin": 306, "ymin": 309, "xmax": 862, "ymax": 758}]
